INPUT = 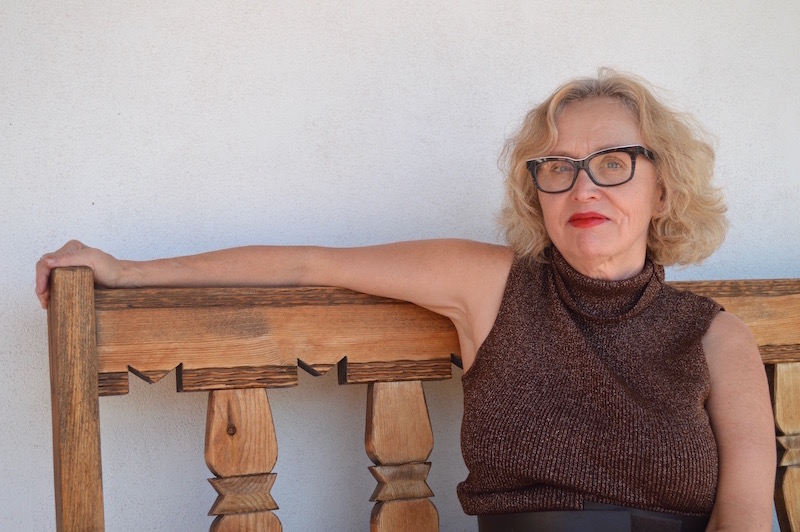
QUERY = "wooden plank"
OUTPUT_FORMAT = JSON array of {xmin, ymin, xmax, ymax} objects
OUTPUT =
[
  {"xmin": 98, "ymin": 371, "xmax": 128, "ymax": 396},
  {"xmin": 180, "ymin": 365, "xmax": 298, "ymax": 392},
  {"xmin": 340, "ymin": 359, "xmax": 452, "ymax": 384},
  {"xmin": 47, "ymin": 267, "xmax": 104, "ymax": 531},
  {"xmin": 759, "ymin": 345, "xmax": 800, "ymax": 365},
  {"xmin": 672, "ymin": 279, "xmax": 800, "ymax": 351},
  {"xmin": 93, "ymin": 293, "xmax": 459, "ymax": 390},
  {"xmin": 670, "ymin": 278, "xmax": 800, "ymax": 298},
  {"xmin": 89, "ymin": 281, "xmax": 800, "ymax": 391}
]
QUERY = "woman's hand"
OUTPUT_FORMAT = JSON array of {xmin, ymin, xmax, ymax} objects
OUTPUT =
[{"xmin": 36, "ymin": 240, "xmax": 122, "ymax": 309}]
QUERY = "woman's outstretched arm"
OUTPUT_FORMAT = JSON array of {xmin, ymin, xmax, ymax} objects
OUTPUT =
[{"xmin": 36, "ymin": 239, "xmax": 514, "ymax": 368}]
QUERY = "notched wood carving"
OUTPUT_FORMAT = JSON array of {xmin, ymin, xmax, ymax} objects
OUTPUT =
[
  {"xmin": 128, "ymin": 365, "xmax": 175, "ymax": 385},
  {"xmin": 297, "ymin": 358, "xmax": 337, "ymax": 377},
  {"xmin": 778, "ymin": 435, "xmax": 800, "ymax": 467},
  {"xmin": 369, "ymin": 463, "xmax": 434, "ymax": 501},
  {"xmin": 208, "ymin": 473, "xmax": 278, "ymax": 515}
]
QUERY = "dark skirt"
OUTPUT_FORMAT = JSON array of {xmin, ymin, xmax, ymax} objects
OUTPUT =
[{"xmin": 477, "ymin": 502, "xmax": 710, "ymax": 532}]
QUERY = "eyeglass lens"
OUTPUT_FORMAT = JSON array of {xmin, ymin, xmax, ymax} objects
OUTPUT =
[{"xmin": 535, "ymin": 151, "xmax": 635, "ymax": 193}]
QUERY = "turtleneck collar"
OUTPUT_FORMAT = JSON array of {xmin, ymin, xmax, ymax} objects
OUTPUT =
[{"xmin": 548, "ymin": 246, "xmax": 665, "ymax": 322}]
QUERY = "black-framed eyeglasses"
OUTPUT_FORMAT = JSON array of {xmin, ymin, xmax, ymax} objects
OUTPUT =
[{"xmin": 526, "ymin": 145, "xmax": 655, "ymax": 194}]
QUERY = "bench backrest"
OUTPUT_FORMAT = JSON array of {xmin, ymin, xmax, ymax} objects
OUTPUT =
[{"xmin": 46, "ymin": 267, "xmax": 800, "ymax": 531}]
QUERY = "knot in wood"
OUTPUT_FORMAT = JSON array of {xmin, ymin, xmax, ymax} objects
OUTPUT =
[{"xmin": 226, "ymin": 424, "xmax": 237, "ymax": 436}]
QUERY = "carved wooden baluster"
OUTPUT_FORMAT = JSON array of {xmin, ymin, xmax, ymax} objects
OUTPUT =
[
  {"xmin": 773, "ymin": 362, "xmax": 800, "ymax": 531},
  {"xmin": 205, "ymin": 388, "xmax": 281, "ymax": 531},
  {"xmin": 366, "ymin": 380, "xmax": 438, "ymax": 532}
]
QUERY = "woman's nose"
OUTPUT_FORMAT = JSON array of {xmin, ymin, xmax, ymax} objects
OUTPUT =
[{"xmin": 570, "ymin": 169, "xmax": 600, "ymax": 198}]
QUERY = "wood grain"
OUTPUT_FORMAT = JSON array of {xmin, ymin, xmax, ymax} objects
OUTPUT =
[
  {"xmin": 205, "ymin": 389, "xmax": 281, "ymax": 529},
  {"xmin": 365, "ymin": 381, "xmax": 433, "ymax": 465},
  {"xmin": 674, "ymin": 279, "xmax": 800, "ymax": 359},
  {"xmin": 369, "ymin": 463, "xmax": 433, "ymax": 501},
  {"xmin": 210, "ymin": 511, "xmax": 282, "ymax": 531},
  {"xmin": 773, "ymin": 363, "xmax": 800, "ymax": 436},
  {"xmin": 48, "ymin": 267, "xmax": 105, "ymax": 531},
  {"xmin": 780, "ymin": 467, "xmax": 800, "ymax": 532},
  {"xmin": 340, "ymin": 359, "xmax": 452, "ymax": 384},
  {"xmin": 370, "ymin": 499, "xmax": 438, "ymax": 532},
  {"xmin": 772, "ymin": 362, "xmax": 800, "ymax": 531},
  {"xmin": 181, "ymin": 365, "xmax": 298, "ymax": 392},
  {"xmin": 205, "ymin": 389, "xmax": 278, "ymax": 477},
  {"xmin": 365, "ymin": 382, "xmax": 438, "ymax": 530},
  {"xmin": 759, "ymin": 345, "xmax": 800, "ymax": 365},
  {"xmin": 208, "ymin": 473, "xmax": 278, "ymax": 514},
  {"xmin": 93, "ymin": 291, "xmax": 458, "ymax": 390},
  {"xmin": 98, "ymin": 371, "xmax": 129, "ymax": 396},
  {"xmin": 670, "ymin": 278, "xmax": 800, "ymax": 298}
]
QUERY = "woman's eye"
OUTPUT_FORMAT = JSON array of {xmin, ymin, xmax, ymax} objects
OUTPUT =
[
  {"xmin": 549, "ymin": 162, "xmax": 573, "ymax": 174},
  {"xmin": 598, "ymin": 156, "xmax": 625, "ymax": 170}
]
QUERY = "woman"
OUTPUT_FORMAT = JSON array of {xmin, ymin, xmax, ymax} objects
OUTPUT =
[{"xmin": 36, "ymin": 71, "xmax": 775, "ymax": 531}]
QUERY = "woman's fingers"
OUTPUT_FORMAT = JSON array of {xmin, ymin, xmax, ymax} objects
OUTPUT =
[
  {"xmin": 35, "ymin": 240, "xmax": 95, "ymax": 308},
  {"xmin": 35, "ymin": 254, "xmax": 55, "ymax": 308}
]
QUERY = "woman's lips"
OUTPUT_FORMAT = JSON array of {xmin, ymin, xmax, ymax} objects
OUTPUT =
[{"xmin": 568, "ymin": 212, "xmax": 607, "ymax": 228}]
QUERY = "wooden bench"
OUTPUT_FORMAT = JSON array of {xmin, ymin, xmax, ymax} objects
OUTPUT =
[{"xmin": 46, "ymin": 266, "xmax": 800, "ymax": 531}]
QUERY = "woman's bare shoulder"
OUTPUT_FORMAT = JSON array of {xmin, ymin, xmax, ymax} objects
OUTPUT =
[{"xmin": 703, "ymin": 311, "xmax": 760, "ymax": 365}]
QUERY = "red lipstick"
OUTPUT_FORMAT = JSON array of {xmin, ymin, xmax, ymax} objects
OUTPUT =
[{"xmin": 568, "ymin": 212, "xmax": 607, "ymax": 228}]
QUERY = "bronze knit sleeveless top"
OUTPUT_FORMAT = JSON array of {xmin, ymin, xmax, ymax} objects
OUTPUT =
[{"xmin": 457, "ymin": 248, "xmax": 722, "ymax": 516}]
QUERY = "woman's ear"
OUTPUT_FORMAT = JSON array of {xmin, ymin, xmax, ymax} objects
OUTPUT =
[{"xmin": 653, "ymin": 183, "xmax": 667, "ymax": 219}]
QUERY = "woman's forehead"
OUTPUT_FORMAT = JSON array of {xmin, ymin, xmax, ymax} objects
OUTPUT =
[{"xmin": 552, "ymin": 98, "xmax": 641, "ymax": 156}]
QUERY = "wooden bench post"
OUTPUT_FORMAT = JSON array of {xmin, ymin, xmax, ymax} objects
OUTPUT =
[
  {"xmin": 206, "ymin": 388, "xmax": 281, "ymax": 531},
  {"xmin": 47, "ymin": 267, "xmax": 105, "ymax": 531},
  {"xmin": 773, "ymin": 362, "xmax": 800, "ymax": 531},
  {"xmin": 366, "ymin": 380, "xmax": 438, "ymax": 532}
]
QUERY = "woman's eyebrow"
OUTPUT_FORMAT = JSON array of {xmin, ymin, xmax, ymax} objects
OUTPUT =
[{"xmin": 546, "ymin": 144, "xmax": 636, "ymax": 159}]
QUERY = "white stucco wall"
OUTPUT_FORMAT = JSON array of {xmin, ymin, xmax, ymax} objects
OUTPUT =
[{"xmin": 2, "ymin": 1, "xmax": 797, "ymax": 530}]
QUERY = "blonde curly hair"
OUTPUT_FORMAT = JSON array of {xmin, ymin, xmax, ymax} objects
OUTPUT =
[{"xmin": 499, "ymin": 69, "xmax": 727, "ymax": 266}]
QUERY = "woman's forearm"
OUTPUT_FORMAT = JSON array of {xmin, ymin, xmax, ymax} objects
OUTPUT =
[{"xmin": 114, "ymin": 246, "xmax": 318, "ymax": 288}]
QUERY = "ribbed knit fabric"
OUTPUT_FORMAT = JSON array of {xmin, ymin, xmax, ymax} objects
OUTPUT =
[{"xmin": 457, "ymin": 247, "xmax": 722, "ymax": 517}]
